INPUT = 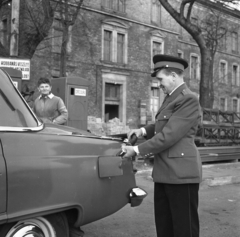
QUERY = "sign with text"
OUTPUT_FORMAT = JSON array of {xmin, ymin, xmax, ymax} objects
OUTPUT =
[
  {"xmin": 74, "ymin": 88, "xmax": 86, "ymax": 96},
  {"xmin": 0, "ymin": 58, "xmax": 30, "ymax": 80}
]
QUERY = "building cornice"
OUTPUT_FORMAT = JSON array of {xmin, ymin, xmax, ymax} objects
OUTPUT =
[
  {"xmin": 178, "ymin": 39, "xmax": 240, "ymax": 59},
  {"xmin": 81, "ymin": 5, "xmax": 179, "ymax": 36},
  {"xmin": 197, "ymin": 0, "xmax": 240, "ymax": 19}
]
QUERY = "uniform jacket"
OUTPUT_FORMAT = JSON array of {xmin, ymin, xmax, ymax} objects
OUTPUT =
[{"xmin": 138, "ymin": 83, "xmax": 202, "ymax": 184}]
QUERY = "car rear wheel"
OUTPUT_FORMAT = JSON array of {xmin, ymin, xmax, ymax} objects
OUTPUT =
[{"xmin": 0, "ymin": 213, "xmax": 69, "ymax": 237}]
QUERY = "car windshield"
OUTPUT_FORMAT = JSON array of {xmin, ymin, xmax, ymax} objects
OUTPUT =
[{"xmin": 0, "ymin": 70, "xmax": 39, "ymax": 128}]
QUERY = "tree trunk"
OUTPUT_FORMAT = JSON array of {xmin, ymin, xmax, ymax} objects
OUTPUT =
[
  {"xmin": 209, "ymin": 56, "xmax": 215, "ymax": 108},
  {"xmin": 60, "ymin": 25, "xmax": 68, "ymax": 77},
  {"xmin": 199, "ymin": 47, "xmax": 212, "ymax": 108}
]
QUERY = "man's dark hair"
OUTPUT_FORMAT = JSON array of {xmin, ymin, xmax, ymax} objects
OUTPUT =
[
  {"xmin": 163, "ymin": 67, "xmax": 184, "ymax": 76},
  {"xmin": 37, "ymin": 77, "xmax": 51, "ymax": 87}
]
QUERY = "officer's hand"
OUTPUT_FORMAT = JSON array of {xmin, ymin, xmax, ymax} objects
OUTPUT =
[
  {"xmin": 121, "ymin": 144, "xmax": 136, "ymax": 158},
  {"xmin": 127, "ymin": 129, "xmax": 143, "ymax": 140}
]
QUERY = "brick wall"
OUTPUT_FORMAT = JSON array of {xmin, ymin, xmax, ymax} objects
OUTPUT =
[{"xmin": 11, "ymin": 0, "xmax": 240, "ymax": 131}]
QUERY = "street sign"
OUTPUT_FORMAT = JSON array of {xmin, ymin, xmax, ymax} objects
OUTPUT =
[{"xmin": 0, "ymin": 58, "xmax": 30, "ymax": 80}]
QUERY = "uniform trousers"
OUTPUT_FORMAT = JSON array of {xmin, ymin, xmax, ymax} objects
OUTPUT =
[{"xmin": 154, "ymin": 182, "xmax": 199, "ymax": 237}]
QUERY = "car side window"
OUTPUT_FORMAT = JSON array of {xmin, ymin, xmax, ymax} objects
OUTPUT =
[{"xmin": 0, "ymin": 70, "xmax": 38, "ymax": 128}]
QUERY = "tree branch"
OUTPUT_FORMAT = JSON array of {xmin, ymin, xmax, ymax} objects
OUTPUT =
[
  {"xmin": 186, "ymin": 1, "xmax": 194, "ymax": 21},
  {"xmin": 70, "ymin": 0, "xmax": 84, "ymax": 25},
  {"xmin": 0, "ymin": 42, "xmax": 9, "ymax": 57}
]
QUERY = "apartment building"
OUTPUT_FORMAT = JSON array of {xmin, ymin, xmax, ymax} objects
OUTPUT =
[{"xmin": 1, "ymin": 0, "xmax": 240, "ymax": 129}]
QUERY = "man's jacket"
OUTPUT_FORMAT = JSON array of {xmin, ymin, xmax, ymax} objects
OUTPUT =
[{"xmin": 138, "ymin": 83, "xmax": 202, "ymax": 184}]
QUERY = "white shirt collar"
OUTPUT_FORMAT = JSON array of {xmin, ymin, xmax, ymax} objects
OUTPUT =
[
  {"xmin": 39, "ymin": 93, "xmax": 54, "ymax": 99},
  {"xmin": 169, "ymin": 82, "xmax": 185, "ymax": 95}
]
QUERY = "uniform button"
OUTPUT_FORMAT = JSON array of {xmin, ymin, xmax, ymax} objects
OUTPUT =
[
  {"xmin": 155, "ymin": 132, "xmax": 156, "ymax": 134},
  {"xmin": 164, "ymin": 116, "xmax": 166, "ymax": 118},
  {"xmin": 181, "ymin": 153, "xmax": 184, "ymax": 156}
]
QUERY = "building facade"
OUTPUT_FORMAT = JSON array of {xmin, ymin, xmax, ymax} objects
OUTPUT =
[{"xmin": 1, "ymin": 0, "xmax": 240, "ymax": 133}]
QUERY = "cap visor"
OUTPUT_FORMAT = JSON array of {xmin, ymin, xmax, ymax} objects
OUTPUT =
[{"xmin": 151, "ymin": 71, "xmax": 157, "ymax": 77}]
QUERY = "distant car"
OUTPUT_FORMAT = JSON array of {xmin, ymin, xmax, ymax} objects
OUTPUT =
[{"xmin": 0, "ymin": 68, "xmax": 147, "ymax": 237}]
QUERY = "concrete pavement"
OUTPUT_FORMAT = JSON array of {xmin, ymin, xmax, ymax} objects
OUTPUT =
[{"xmin": 134, "ymin": 160, "xmax": 240, "ymax": 188}]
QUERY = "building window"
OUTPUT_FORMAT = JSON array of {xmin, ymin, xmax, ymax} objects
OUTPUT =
[
  {"xmin": 102, "ymin": 0, "xmax": 125, "ymax": 12},
  {"xmin": 102, "ymin": 72, "xmax": 127, "ymax": 124},
  {"xmin": 219, "ymin": 60, "xmax": 228, "ymax": 84},
  {"xmin": 233, "ymin": 98, "xmax": 238, "ymax": 113},
  {"xmin": 150, "ymin": 86, "xmax": 160, "ymax": 119},
  {"xmin": 151, "ymin": 0, "xmax": 161, "ymax": 24},
  {"xmin": 102, "ymin": 21, "xmax": 128, "ymax": 64},
  {"xmin": 153, "ymin": 41, "xmax": 162, "ymax": 56},
  {"xmin": 151, "ymin": 37, "xmax": 164, "ymax": 68},
  {"xmin": 178, "ymin": 50, "xmax": 184, "ymax": 58},
  {"xmin": 190, "ymin": 54, "xmax": 200, "ymax": 80},
  {"xmin": 103, "ymin": 30, "xmax": 112, "ymax": 61},
  {"xmin": 232, "ymin": 64, "xmax": 239, "ymax": 86},
  {"xmin": 0, "ymin": 18, "xmax": 8, "ymax": 47},
  {"xmin": 232, "ymin": 32, "xmax": 238, "ymax": 53},
  {"xmin": 219, "ymin": 27, "xmax": 226, "ymax": 51},
  {"xmin": 220, "ymin": 98, "xmax": 226, "ymax": 111},
  {"xmin": 117, "ymin": 33, "xmax": 124, "ymax": 63},
  {"xmin": 105, "ymin": 83, "xmax": 120, "ymax": 122}
]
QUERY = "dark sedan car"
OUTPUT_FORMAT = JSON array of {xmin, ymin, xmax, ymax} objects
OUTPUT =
[{"xmin": 0, "ymin": 69, "xmax": 146, "ymax": 237}]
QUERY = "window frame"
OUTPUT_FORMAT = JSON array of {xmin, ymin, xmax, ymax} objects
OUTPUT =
[
  {"xmin": 101, "ymin": 0, "xmax": 126, "ymax": 13},
  {"xmin": 151, "ymin": 36, "xmax": 164, "ymax": 69},
  {"xmin": 219, "ymin": 97, "xmax": 227, "ymax": 111},
  {"xmin": 219, "ymin": 27, "xmax": 227, "ymax": 51},
  {"xmin": 219, "ymin": 60, "xmax": 228, "ymax": 84},
  {"xmin": 177, "ymin": 50, "xmax": 184, "ymax": 58},
  {"xmin": 232, "ymin": 63, "xmax": 239, "ymax": 86},
  {"xmin": 101, "ymin": 20, "xmax": 128, "ymax": 64},
  {"xmin": 231, "ymin": 31, "xmax": 238, "ymax": 53},
  {"xmin": 190, "ymin": 53, "xmax": 200, "ymax": 80},
  {"xmin": 0, "ymin": 70, "xmax": 42, "ymax": 131},
  {"xmin": 150, "ymin": 81, "xmax": 160, "ymax": 119},
  {"xmin": 102, "ymin": 71, "xmax": 127, "ymax": 124},
  {"xmin": 232, "ymin": 98, "xmax": 239, "ymax": 113}
]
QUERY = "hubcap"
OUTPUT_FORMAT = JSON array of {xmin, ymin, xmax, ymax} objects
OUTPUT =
[{"xmin": 5, "ymin": 217, "xmax": 56, "ymax": 237}]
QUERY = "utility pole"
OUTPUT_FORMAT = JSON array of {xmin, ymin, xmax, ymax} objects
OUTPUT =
[{"xmin": 10, "ymin": 0, "xmax": 19, "ymax": 56}]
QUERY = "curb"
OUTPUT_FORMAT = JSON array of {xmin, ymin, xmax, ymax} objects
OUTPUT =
[
  {"xmin": 201, "ymin": 175, "xmax": 240, "ymax": 187},
  {"xmin": 136, "ymin": 167, "xmax": 240, "ymax": 188}
]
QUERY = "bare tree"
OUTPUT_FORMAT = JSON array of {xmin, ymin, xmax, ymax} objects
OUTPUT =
[
  {"xmin": 158, "ymin": 0, "xmax": 240, "ymax": 108},
  {"xmin": 18, "ymin": 0, "xmax": 55, "ymax": 58},
  {"xmin": 197, "ymin": 8, "xmax": 238, "ymax": 107},
  {"xmin": 57, "ymin": 0, "xmax": 84, "ymax": 77},
  {"xmin": 0, "ymin": 0, "xmax": 84, "ymax": 77},
  {"xmin": 0, "ymin": 43, "xmax": 8, "ymax": 57}
]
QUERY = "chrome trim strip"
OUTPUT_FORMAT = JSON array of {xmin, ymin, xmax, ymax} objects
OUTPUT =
[{"xmin": 0, "ymin": 124, "xmax": 44, "ymax": 132}]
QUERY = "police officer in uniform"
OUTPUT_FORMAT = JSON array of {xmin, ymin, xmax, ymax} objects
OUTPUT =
[{"xmin": 123, "ymin": 54, "xmax": 202, "ymax": 237}]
